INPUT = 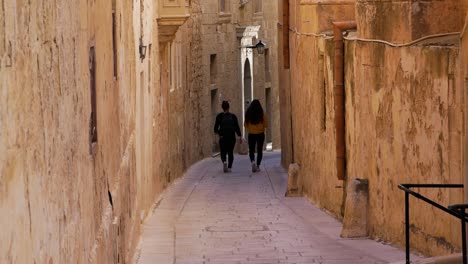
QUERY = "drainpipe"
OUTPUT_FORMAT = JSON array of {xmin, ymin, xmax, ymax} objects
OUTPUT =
[
  {"xmin": 333, "ymin": 21, "xmax": 356, "ymax": 181},
  {"xmin": 462, "ymin": 13, "xmax": 468, "ymax": 204}
]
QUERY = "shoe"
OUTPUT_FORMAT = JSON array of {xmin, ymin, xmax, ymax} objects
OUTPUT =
[
  {"xmin": 256, "ymin": 165, "xmax": 261, "ymax": 172},
  {"xmin": 227, "ymin": 168, "xmax": 232, "ymax": 173},
  {"xmin": 223, "ymin": 162, "xmax": 228, "ymax": 173},
  {"xmin": 251, "ymin": 161, "xmax": 256, "ymax": 172}
]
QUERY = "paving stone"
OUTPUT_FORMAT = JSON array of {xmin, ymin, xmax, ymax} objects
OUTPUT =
[{"xmin": 137, "ymin": 152, "xmax": 418, "ymax": 264}]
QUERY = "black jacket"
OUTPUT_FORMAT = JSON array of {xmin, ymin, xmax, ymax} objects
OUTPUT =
[{"xmin": 214, "ymin": 112, "xmax": 241, "ymax": 138}]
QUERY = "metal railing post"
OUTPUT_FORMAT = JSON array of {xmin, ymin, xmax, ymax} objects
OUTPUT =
[
  {"xmin": 405, "ymin": 191, "xmax": 410, "ymax": 264},
  {"xmin": 462, "ymin": 215, "xmax": 467, "ymax": 264},
  {"xmin": 400, "ymin": 184, "xmax": 466, "ymax": 264}
]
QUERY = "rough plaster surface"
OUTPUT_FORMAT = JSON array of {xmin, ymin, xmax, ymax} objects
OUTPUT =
[
  {"xmin": 348, "ymin": 42, "xmax": 464, "ymax": 256},
  {"xmin": 0, "ymin": 0, "xmax": 207, "ymax": 263},
  {"xmin": 341, "ymin": 178, "xmax": 368, "ymax": 238},
  {"xmin": 356, "ymin": 0, "xmax": 464, "ymax": 42},
  {"xmin": 284, "ymin": 0, "xmax": 467, "ymax": 257}
]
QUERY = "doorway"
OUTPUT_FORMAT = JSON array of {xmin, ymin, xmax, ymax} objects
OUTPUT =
[
  {"xmin": 243, "ymin": 58, "xmax": 252, "ymax": 117},
  {"xmin": 211, "ymin": 88, "xmax": 219, "ymax": 153},
  {"xmin": 265, "ymin": 87, "xmax": 272, "ymax": 143}
]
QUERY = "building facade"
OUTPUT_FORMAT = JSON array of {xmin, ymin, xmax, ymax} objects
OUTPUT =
[
  {"xmin": 280, "ymin": 0, "xmax": 468, "ymax": 257},
  {"xmin": 0, "ymin": 0, "xmax": 208, "ymax": 263},
  {"xmin": 199, "ymin": 0, "xmax": 281, "ymax": 151}
]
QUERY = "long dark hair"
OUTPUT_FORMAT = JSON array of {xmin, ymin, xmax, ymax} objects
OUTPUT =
[{"xmin": 245, "ymin": 99, "xmax": 264, "ymax": 125}]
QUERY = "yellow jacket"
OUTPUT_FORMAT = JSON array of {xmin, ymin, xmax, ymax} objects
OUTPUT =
[{"xmin": 244, "ymin": 114, "xmax": 268, "ymax": 134}]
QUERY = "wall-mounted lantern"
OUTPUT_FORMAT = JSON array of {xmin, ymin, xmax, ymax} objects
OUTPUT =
[
  {"xmin": 139, "ymin": 38, "xmax": 147, "ymax": 60},
  {"xmin": 243, "ymin": 40, "xmax": 266, "ymax": 55}
]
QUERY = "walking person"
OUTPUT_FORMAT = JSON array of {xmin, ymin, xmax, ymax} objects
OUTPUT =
[
  {"xmin": 214, "ymin": 101, "xmax": 242, "ymax": 173},
  {"xmin": 244, "ymin": 99, "xmax": 267, "ymax": 173}
]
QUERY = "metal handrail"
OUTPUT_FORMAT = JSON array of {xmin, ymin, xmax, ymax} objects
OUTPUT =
[{"xmin": 398, "ymin": 184, "xmax": 466, "ymax": 264}]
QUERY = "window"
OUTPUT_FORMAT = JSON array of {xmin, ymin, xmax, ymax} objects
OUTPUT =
[
  {"xmin": 319, "ymin": 54, "xmax": 326, "ymax": 131},
  {"xmin": 264, "ymin": 48, "xmax": 270, "ymax": 82},
  {"xmin": 211, "ymin": 89, "xmax": 219, "ymax": 152},
  {"xmin": 170, "ymin": 43, "xmax": 175, "ymax": 92},
  {"xmin": 219, "ymin": 0, "xmax": 229, "ymax": 13},
  {"xmin": 0, "ymin": 2, "xmax": 5, "ymax": 59},
  {"xmin": 265, "ymin": 88, "xmax": 272, "ymax": 142},
  {"xmin": 210, "ymin": 54, "xmax": 217, "ymax": 85},
  {"xmin": 283, "ymin": 0, "xmax": 290, "ymax": 69},
  {"xmin": 89, "ymin": 46, "xmax": 98, "ymax": 152},
  {"xmin": 148, "ymin": 44, "xmax": 152, "ymax": 93},
  {"xmin": 170, "ymin": 41, "xmax": 182, "ymax": 92},
  {"xmin": 112, "ymin": 10, "xmax": 118, "ymax": 78},
  {"xmin": 254, "ymin": 0, "xmax": 262, "ymax": 14}
]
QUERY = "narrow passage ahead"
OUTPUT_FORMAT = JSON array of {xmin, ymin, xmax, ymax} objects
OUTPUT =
[{"xmin": 136, "ymin": 152, "xmax": 410, "ymax": 264}]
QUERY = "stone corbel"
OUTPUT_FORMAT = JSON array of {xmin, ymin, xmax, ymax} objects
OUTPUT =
[{"xmin": 158, "ymin": 0, "xmax": 191, "ymax": 44}]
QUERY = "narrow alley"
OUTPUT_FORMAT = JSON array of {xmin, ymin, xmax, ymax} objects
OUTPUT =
[
  {"xmin": 2, "ymin": 0, "xmax": 468, "ymax": 263},
  {"xmin": 135, "ymin": 152, "xmax": 413, "ymax": 264}
]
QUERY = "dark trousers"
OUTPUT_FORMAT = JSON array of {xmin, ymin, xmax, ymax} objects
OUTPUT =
[
  {"xmin": 219, "ymin": 136, "xmax": 236, "ymax": 168},
  {"xmin": 248, "ymin": 132, "xmax": 265, "ymax": 166}
]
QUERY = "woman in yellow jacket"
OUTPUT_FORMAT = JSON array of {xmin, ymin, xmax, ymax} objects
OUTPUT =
[{"xmin": 244, "ymin": 99, "xmax": 267, "ymax": 173}]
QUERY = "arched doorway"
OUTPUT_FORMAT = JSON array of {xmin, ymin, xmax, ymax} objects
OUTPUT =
[
  {"xmin": 243, "ymin": 58, "xmax": 252, "ymax": 112},
  {"xmin": 242, "ymin": 58, "xmax": 253, "ymax": 137}
]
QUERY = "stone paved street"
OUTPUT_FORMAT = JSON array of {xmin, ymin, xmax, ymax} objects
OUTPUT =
[{"xmin": 135, "ymin": 152, "xmax": 416, "ymax": 264}]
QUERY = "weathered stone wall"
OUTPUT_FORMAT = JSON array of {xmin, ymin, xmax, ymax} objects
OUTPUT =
[
  {"xmin": 288, "ymin": 0, "xmax": 356, "ymax": 218},
  {"xmin": 356, "ymin": 0, "xmax": 464, "ymax": 42},
  {"xmin": 0, "ymin": 1, "xmax": 123, "ymax": 262},
  {"xmin": 200, "ymin": 0, "xmax": 243, "ymax": 144},
  {"xmin": 0, "ymin": 0, "xmax": 206, "ymax": 263},
  {"xmin": 351, "ymin": 1, "xmax": 466, "ymax": 255},
  {"xmin": 347, "ymin": 42, "xmax": 463, "ymax": 255},
  {"xmin": 285, "ymin": 0, "xmax": 467, "ymax": 256},
  {"xmin": 167, "ymin": 0, "xmax": 209, "ymax": 181},
  {"xmin": 278, "ymin": 0, "xmax": 293, "ymax": 167}
]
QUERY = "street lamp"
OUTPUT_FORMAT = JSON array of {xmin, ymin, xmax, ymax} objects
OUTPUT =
[
  {"xmin": 244, "ymin": 40, "xmax": 266, "ymax": 55},
  {"xmin": 139, "ymin": 38, "xmax": 147, "ymax": 61}
]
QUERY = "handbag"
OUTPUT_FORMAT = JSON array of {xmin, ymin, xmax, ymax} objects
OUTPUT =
[{"xmin": 237, "ymin": 138, "xmax": 248, "ymax": 155}]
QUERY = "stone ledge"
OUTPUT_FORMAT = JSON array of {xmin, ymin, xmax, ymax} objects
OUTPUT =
[
  {"xmin": 390, "ymin": 253, "xmax": 463, "ymax": 264},
  {"xmin": 158, "ymin": 2, "xmax": 190, "ymax": 43},
  {"xmin": 300, "ymin": 0, "xmax": 355, "ymax": 6}
]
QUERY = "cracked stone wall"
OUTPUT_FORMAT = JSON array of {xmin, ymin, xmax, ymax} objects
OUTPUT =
[
  {"xmin": 0, "ymin": 0, "xmax": 206, "ymax": 263},
  {"xmin": 347, "ymin": 43, "xmax": 463, "ymax": 256},
  {"xmin": 284, "ymin": 0, "xmax": 467, "ymax": 256}
]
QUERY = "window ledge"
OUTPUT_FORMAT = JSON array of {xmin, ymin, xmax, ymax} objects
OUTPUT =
[
  {"xmin": 218, "ymin": 12, "xmax": 232, "ymax": 23},
  {"xmin": 219, "ymin": 12, "xmax": 232, "ymax": 17}
]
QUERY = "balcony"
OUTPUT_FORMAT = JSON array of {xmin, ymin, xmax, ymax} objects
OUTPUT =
[{"xmin": 158, "ymin": 0, "xmax": 190, "ymax": 43}]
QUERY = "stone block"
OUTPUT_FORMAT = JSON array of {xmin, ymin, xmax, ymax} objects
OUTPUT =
[
  {"xmin": 286, "ymin": 163, "xmax": 302, "ymax": 197},
  {"xmin": 341, "ymin": 178, "xmax": 368, "ymax": 238}
]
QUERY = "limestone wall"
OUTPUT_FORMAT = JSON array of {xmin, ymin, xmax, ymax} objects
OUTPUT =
[
  {"xmin": 285, "ymin": 0, "xmax": 467, "ymax": 256},
  {"xmin": 347, "ymin": 42, "xmax": 463, "ymax": 255},
  {"xmin": 0, "ymin": 0, "xmax": 206, "ymax": 263},
  {"xmin": 278, "ymin": 0, "xmax": 293, "ymax": 167},
  {"xmin": 288, "ymin": 0, "xmax": 356, "ymax": 217},
  {"xmin": 356, "ymin": 0, "xmax": 464, "ymax": 42}
]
